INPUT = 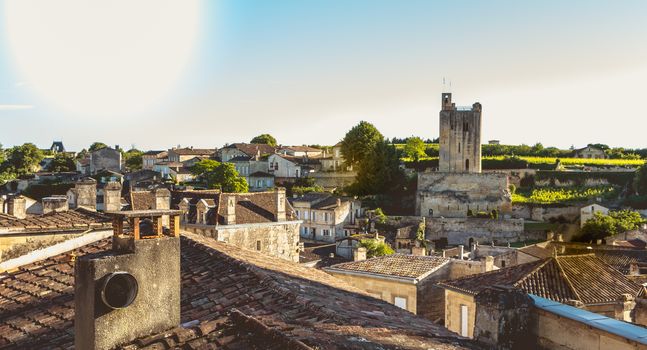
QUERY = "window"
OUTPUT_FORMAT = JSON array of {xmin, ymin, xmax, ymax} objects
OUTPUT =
[
  {"xmin": 323, "ymin": 229, "xmax": 330, "ymax": 236},
  {"xmin": 501, "ymin": 260, "xmax": 506, "ymax": 268},
  {"xmin": 256, "ymin": 240, "xmax": 262, "ymax": 251},
  {"xmin": 324, "ymin": 212, "xmax": 329, "ymax": 222},
  {"xmin": 295, "ymin": 210, "xmax": 300, "ymax": 219},
  {"xmin": 394, "ymin": 296, "xmax": 407, "ymax": 310},
  {"xmin": 458, "ymin": 143, "xmax": 461, "ymax": 153},
  {"xmin": 312, "ymin": 212, "xmax": 316, "ymax": 221},
  {"xmin": 304, "ymin": 211, "xmax": 309, "ymax": 220},
  {"xmin": 460, "ymin": 305, "xmax": 469, "ymax": 337}
]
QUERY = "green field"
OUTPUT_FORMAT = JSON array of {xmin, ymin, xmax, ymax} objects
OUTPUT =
[{"xmin": 512, "ymin": 186, "xmax": 618, "ymax": 205}]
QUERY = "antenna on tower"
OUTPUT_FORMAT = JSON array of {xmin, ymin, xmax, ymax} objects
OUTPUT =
[{"xmin": 442, "ymin": 77, "xmax": 446, "ymax": 91}]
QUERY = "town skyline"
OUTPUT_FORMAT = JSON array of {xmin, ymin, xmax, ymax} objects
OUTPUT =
[{"xmin": 1, "ymin": 0, "xmax": 647, "ymax": 150}]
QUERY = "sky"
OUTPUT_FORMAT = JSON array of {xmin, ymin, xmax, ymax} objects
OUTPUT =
[{"xmin": 1, "ymin": 0, "xmax": 647, "ymax": 151}]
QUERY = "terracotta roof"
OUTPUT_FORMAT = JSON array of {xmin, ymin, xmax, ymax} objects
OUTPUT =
[
  {"xmin": 0, "ymin": 232, "xmax": 475, "ymax": 349},
  {"xmin": 281, "ymin": 146, "xmax": 323, "ymax": 153},
  {"xmin": 129, "ymin": 191, "xmax": 156, "ymax": 210},
  {"xmin": 0, "ymin": 208, "xmax": 112, "ymax": 233},
  {"xmin": 276, "ymin": 154, "xmax": 322, "ymax": 165},
  {"xmin": 440, "ymin": 254, "xmax": 644, "ymax": 305},
  {"xmin": 172, "ymin": 190, "xmax": 297, "ymax": 225},
  {"xmin": 550, "ymin": 242, "xmax": 647, "ymax": 274},
  {"xmin": 170, "ymin": 148, "xmax": 216, "ymax": 156},
  {"xmin": 143, "ymin": 150, "xmax": 167, "ymax": 157},
  {"xmin": 518, "ymin": 244, "xmax": 553, "ymax": 259},
  {"xmin": 327, "ymin": 254, "xmax": 451, "ymax": 280},
  {"xmin": 289, "ymin": 193, "xmax": 352, "ymax": 210},
  {"xmin": 223, "ymin": 143, "xmax": 277, "ymax": 157}
]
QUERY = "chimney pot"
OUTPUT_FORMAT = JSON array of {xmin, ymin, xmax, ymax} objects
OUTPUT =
[{"xmin": 353, "ymin": 247, "xmax": 367, "ymax": 261}]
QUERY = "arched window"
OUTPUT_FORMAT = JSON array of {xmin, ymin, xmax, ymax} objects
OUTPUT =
[{"xmin": 465, "ymin": 158, "xmax": 470, "ymax": 171}]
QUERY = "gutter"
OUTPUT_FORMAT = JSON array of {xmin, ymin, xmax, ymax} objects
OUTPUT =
[{"xmin": 0, "ymin": 229, "xmax": 113, "ymax": 273}]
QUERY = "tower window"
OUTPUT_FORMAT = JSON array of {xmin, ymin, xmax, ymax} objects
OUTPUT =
[
  {"xmin": 464, "ymin": 122, "xmax": 469, "ymax": 132},
  {"xmin": 466, "ymin": 159, "xmax": 470, "ymax": 171},
  {"xmin": 458, "ymin": 143, "xmax": 461, "ymax": 153}
]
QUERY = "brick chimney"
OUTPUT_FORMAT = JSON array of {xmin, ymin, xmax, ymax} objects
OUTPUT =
[
  {"xmin": 275, "ymin": 187, "xmax": 286, "ymax": 222},
  {"xmin": 42, "ymin": 196, "xmax": 69, "ymax": 214},
  {"xmin": 353, "ymin": 246, "xmax": 367, "ymax": 261},
  {"xmin": 75, "ymin": 210, "xmax": 182, "ymax": 350},
  {"xmin": 223, "ymin": 195, "xmax": 236, "ymax": 225},
  {"xmin": 103, "ymin": 182, "xmax": 122, "ymax": 212},
  {"xmin": 7, "ymin": 195, "xmax": 26, "ymax": 219}
]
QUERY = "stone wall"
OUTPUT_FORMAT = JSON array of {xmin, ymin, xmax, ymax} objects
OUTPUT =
[
  {"xmin": 309, "ymin": 171, "xmax": 356, "ymax": 189},
  {"xmin": 416, "ymin": 172, "xmax": 512, "ymax": 218},
  {"xmin": 445, "ymin": 289, "xmax": 476, "ymax": 338},
  {"xmin": 90, "ymin": 147, "xmax": 122, "ymax": 174},
  {"xmin": 426, "ymin": 217, "xmax": 527, "ymax": 246},
  {"xmin": 511, "ymin": 204, "xmax": 581, "ymax": 222},
  {"xmin": 184, "ymin": 221, "xmax": 301, "ymax": 263}
]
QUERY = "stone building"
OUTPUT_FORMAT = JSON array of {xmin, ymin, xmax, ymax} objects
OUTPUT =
[
  {"xmin": 320, "ymin": 142, "xmax": 352, "ymax": 172},
  {"xmin": 574, "ymin": 145, "xmax": 608, "ymax": 159},
  {"xmin": 67, "ymin": 178, "xmax": 98, "ymax": 211},
  {"xmin": 218, "ymin": 143, "xmax": 276, "ymax": 162},
  {"xmin": 89, "ymin": 146, "xmax": 122, "ymax": 174},
  {"xmin": 416, "ymin": 94, "xmax": 512, "ymax": 218},
  {"xmin": 580, "ymin": 203, "xmax": 609, "ymax": 227},
  {"xmin": 289, "ymin": 193, "xmax": 363, "ymax": 243},
  {"xmin": 173, "ymin": 188, "xmax": 301, "ymax": 262},
  {"xmin": 439, "ymin": 254, "xmax": 645, "ymax": 338},
  {"xmin": 268, "ymin": 153, "xmax": 321, "ymax": 179},
  {"xmin": 439, "ymin": 93, "xmax": 482, "ymax": 173},
  {"xmin": 141, "ymin": 150, "xmax": 168, "ymax": 170},
  {"xmin": 167, "ymin": 147, "xmax": 216, "ymax": 163}
]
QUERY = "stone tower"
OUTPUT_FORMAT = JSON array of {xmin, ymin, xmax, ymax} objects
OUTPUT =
[{"xmin": 438, "ymin": 93, "xmax": 482, "ymax": 173}]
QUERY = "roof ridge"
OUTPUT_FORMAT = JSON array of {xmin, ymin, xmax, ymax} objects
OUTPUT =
[
  {"xmin": 552, "ymin": 256, "xmax": 583, "ymax": 302},
  {"xmin": 512, "ymin": 258, "xmax": 554, "ymax": 287}
]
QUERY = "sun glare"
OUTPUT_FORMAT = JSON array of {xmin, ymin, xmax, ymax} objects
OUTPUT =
[{"xmin": 4, "ymin": 0, "xmax": 202, "ymax": 117}]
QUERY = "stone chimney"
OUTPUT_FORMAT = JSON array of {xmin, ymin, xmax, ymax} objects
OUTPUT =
[
  {"xmin": 42, "ymin": 196, "xmax": 69, "ymax": 215},
  {"xmin": 546, "ymin": 231, "xmax": 554, "ymax": 241},
  {"xmin": 275, "ymin": 187, "xmax": 286, "ymax": 222},
  {"xmin": 458, "ymin": 245, "xmax": 464, "ymax": 260},
  {"xmin": 411, "ymin": 246, "xmax": 426, "ymax": 256},
  {"xmin": 555, "ymin": 233, "xmax": 564, "ymax": 242},
  {"xmin": 75, "ymin": 210, "xmax": 182, "ymax": 350},
  {"xmin": 483, "ymin": 256, "xmax": 495, "ymax": 272},
  {"xmin": 223, "ymin": 196, "xmax": 236, "ymax": 225},
  {"xmin": 75, "ymin": 178, "xmax": 97, "ymax": 211},
  {"xmin": 153, "ymin": 188, "xmax": 171, "ymax": 226},
  {"xmin": 7, "ymin": 195, "xmax": 27, "ymax": 219},
  {"xmin": 103, "ymin": 182, "xmax": 122, "ymax": 212},
  {"xmin": 353, "ymin": 246, "xmax": 367, "ymax": 261},
  {"xmin": 630, "ymin": 263, "xmax": 641, "ymax": 276},
  {"xmin": 473, "ymin": 286, "xmax": 534, "ymax": 349}
]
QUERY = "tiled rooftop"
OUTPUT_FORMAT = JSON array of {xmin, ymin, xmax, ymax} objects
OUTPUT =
[
  {"xmin": 0, "ymin": 232, "xmax": 474, "ymax": 349},
  {"xmin": 441, "ymin": 254, "xmax": 644, "ymax": 304},
  {"xmin": 0, "ymin": 208, "xmax": 112, "ymax": 233},
  {"xmin": 223, "ymin": 143, "xmax": 277, "ymax": 157},
  {"xmin": 326, "ymin": 254, "xmax": 451, "ymax": 280}
]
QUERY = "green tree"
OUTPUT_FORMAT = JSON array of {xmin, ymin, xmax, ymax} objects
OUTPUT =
[
  {"xmin": 250, "ymin": 134, "xmax": 277, "ymax": 147},
  {"xmin": 359, "ymin": 239, "xmax": 394, "ymax": 258},
  {"xmin": 634, "ymin": 163, "xmax": 647, "ymax": 195},
  {"xmin": 373, "ymin": 207, "xmax": 387, "ymax": 224},
  {"xmin": 88, "ymin": 142, "xmax": 108, "ymax": 152},
  {"xmin": 609, "ymin": 210, "xmax": 645, "ymax": 233},
  {"xmin": 47, "ymin": 153, "xmax": 76, "ymax": 172},
  {"xmin": 350, "ymin": 140, "xmax": 403, "ymax": 195},
  {"xmin": 403, "ymin": 136, "xmax": 426, "ymax": 161},
  {"xmin": 123, "ymin": 149, "xmax": 143, "ymax": 171},
  {"xmin": 1, "ymin": 143, "xmax": 44, "ymax": 176},
  {"xmin": 340, "ymin": 121, "xmax": 384, "ymax": 167},
  {"xmin": 580, "ymin": 210, "xmax": 645, "ymax": 241},
  {"xmin": 191, "ymin": 159, "xmax": 248, "ymax": 192},
  {"xmin": 0, "ymin": 143, "xmax": 4, "ymax": 164}
]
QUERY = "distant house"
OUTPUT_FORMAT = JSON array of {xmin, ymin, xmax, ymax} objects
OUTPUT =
[
  {"xmin": 268, "ymin": 153, "xmax": 320, "ymax": 179},
  {"xmin": 439, "ymin": 254, "xmax": 645, "ymax": 338},
  {"xmin": 574, "ymin": 146, "xmax": 608, "ymax": 159},
  {"xmin": 289, "ymin": 193, "xmax": 362, "ymax": 242},
  {"xmin": 142, "ymin": 150, "xmax": 168, "ymax": 170},
  {"xmin": 167, "ymin": 147, "xmax": 215, "ymax": 163},
  {"xmin": 580, "ymin": 203, "xmax": 610, "ymax": 227},
  {"xmin": 153, "ymin": 161, "xmax": 184, "ymax": 180},
  {"xmin": 172, "ymin": 188, "xmax": 300, "ymax": 262},
  {"xmin": 488, "ymin": 140, "xmax": 500, "ymax": 145},
  {"xmin": 278, "ymin": 146, "xmax": 323, "ymax": 158},
  {"xmin": 248, "ymin": 171, "xmax": 275, "ymax": 192},
  {"xmin": 49, "ymin": 141, "xmax": 66, "ymax": 153},
  {"xmin": 218, "ymin": 143, "xmax": 276, "ymax": 162},
  {"xmin": 320, "ymin": 142, "xmax": 351, "ymax": 172},
  {"xmin": 324, "ymin": 254, "xmax": 451, "ymax": 316},
  {"xmin": 89, "ymin": 146, "xmax": 122, "ymax": 174}
]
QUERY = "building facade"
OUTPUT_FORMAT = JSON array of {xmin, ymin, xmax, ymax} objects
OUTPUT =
[{"xmin": 289, "ymin": 193, "xmax": 362, "ymax": 242}]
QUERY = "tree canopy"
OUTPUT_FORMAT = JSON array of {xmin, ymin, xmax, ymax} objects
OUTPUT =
[
  {"xmin": 580, "ymin": 210, "xmax": 645, "ymax": 241},
  {"xmin": 250, "ymin": 134, "xmax": 277, "ymax": 147},
  {"xmin": 0, "ymin": 143, "xmax": 44, "ymax": 177},
  {"xmin": 403, "ymin": 136, "xmax": 426, "ymax": 161},
  {"xmin": 190, "ymin": 159, "xmax": 248, "ymax": 192},
  {"xmin": 340, "ymin": 121, "xmax": 384, "ymax": 167},
  {"xmin": 47, "ymin": 153, "xmax": 76, "ymax": 172},
  {"xmin": 358, "ymin": 239, "xmax": 394, "ymax": 258},
  {"xmin": 88, "ymin": 142, "xmax": 108, "ymax": 152},
  {"xmin": 349, "ymin": 140, "xmax": 403, "ymax": 195},
  {"xmin": 123, "ymin": 149, "xmax": 143, "ymax": 171}
]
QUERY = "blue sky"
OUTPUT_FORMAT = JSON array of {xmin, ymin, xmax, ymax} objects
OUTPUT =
[{"xmin": 1, "ymin": 0, "xmax": 647, "ymax": 150}]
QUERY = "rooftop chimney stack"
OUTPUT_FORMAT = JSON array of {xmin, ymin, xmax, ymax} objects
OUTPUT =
[
  {"xmin": 275, "ymin": 187, "xmax": 286, "ymax": 221},
  {"xmin": 7, "ymin": 195, "xmax": 26, "ymax": 219},
  {"xmin": 224, "ymin": 196, "xmax": 236, "ymax": 225},
  {"xmin": 103, "ymin": 182, "xmax": 122, "ymax": 212},
  {"xmin": 353, "ymin": 246, "xmax": 367, "ymax": 261},
  {"xmin": 75, "ymin": 209, "xmax": 183, "ymax": 350},
  {"xmin": 42, "ymin": 196, "xmax": 69, "ymax": 215}
]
